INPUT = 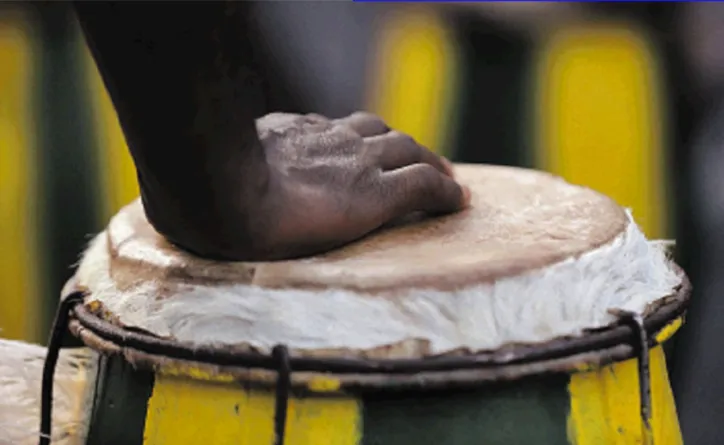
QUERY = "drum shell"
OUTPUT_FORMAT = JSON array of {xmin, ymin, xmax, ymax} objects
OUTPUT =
[{"xmin": 74, "ymin": 318, "xmax": 684, "ymax": 445}]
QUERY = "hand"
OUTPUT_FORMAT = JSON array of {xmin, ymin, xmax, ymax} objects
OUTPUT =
[
  {"xmin": 148, "ymin": 111, "xmax": 470, "ymax": 261},
  {"xmin": 245, "ymin": 112, "xmax": 471, "ymax": 260}
]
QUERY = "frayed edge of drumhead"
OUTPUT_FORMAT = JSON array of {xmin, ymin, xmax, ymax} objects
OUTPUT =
[{"xmin": 74, "ymin": 210, "xmax": 681, "ymax": 358}]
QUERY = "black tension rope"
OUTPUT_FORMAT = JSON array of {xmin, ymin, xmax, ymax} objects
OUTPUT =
[
  {"xmin": 70, "ymin": 294, "xmax": 686, "ymax": 375},
  {"xmin": 38, "ymin": 291, "xmax": 85, "ymax": 445},
  {"xmin": 620, "ymin": 312, "xmax": 654, "ymax": 445},
  {"xmin": 272, "ymin": 344, "xmax": 291, "ymax": 445}
]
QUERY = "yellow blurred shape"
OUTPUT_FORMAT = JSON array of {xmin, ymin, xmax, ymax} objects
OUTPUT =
[
  {"xmin": 536, "ymin": 24, "xmax": 667, "ymax": 238},
  {"xmin": 367, "ymin": 8, "xmax": 459, "ymax": 157},
  {"xmin": 0, "ymin": 14, "xmax": 40, "ymax": 341}
]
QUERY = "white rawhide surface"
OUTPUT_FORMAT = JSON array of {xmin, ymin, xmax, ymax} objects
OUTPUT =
[
  {"xmin": 74, "ymin": 211, "xmax": 680, "ymax": 357},
  {"xmin": 0, "ymin": 339, "xmax": 92, "ymax": 445}
]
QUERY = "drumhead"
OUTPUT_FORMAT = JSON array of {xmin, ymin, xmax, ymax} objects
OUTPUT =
[{"xmin": 71, "ymin": 164, "xmax": 682, "ymax": 359}]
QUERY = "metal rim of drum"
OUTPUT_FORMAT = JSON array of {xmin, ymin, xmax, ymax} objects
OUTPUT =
[{"xmin": 66, "ymin": 266, "xmax": 691, "ymax": 393}]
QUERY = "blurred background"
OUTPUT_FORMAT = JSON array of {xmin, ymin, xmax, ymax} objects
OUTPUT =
[{"xmin": 1, "ymin": 1, "xmax": 723, "ymax": 442}]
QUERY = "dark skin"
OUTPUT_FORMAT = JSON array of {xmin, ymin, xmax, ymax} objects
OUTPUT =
[{"xmin": 74, "ymin": 1, "xmax": 470, "ymax": 261}]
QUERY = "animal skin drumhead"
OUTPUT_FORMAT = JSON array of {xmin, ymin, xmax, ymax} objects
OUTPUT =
[{"xmin": 69, "ymin": 164, "xmax": 682, "ymax": 358}]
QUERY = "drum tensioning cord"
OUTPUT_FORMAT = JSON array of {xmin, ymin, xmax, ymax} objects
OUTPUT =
[
  {"xmin": 39, "ymin": 291, "xmax": 293, "ymax": 445},
  {"xmin": 40, "ymin": 292, "xmax": 665, "ymax": 445},
  {"xmin": 619, "ymin": 312, "xmax": 655, "ymax": 445},
  {"xmin": 39, "ymin": 292, "xmax": 84, "ymax": 445}
]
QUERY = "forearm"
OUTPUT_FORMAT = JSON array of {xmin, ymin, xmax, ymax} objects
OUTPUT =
[{"xmin": 74, "ymin": 1, "xmax": 267, "ymax": 255}]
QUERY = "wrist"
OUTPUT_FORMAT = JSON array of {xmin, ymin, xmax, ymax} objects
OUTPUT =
[{"xmin": 136, "ymin": 144, "xmax": 270, "ymax": 261}]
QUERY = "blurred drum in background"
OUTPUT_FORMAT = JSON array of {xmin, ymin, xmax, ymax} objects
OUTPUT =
[
  {"xmin": 31, "ymin": 163, "xmax": 689, "ymax": 445},
  {"xmin": 0, "ymin": 338, "xmax": 92, "ymax": 445}
]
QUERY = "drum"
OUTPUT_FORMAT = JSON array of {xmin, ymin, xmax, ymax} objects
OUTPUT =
[
  {"xmin": 54, "ymin": 164, "xmax": 688, "ymax": 445},
  {"xmin": 1, "ymin": 338, "xmax": 92, "ymax": 445}
]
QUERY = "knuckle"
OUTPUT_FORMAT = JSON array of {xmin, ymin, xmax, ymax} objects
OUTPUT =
[
  {"xmin": 257, "ymin": 112, "xmax": 306, "ymax": 135},
  {"xmin": 390, "ymin": 131, "xmax": 416, "ymax": 146},
  {"xmin": 362, "ymin": 139, "xmax": 383, "ymax": 159},
  {"xmin": 264, "ymin": 111, "xmax": 294, "ymax": 120},
  {"xmin": 304, "ymin": 113, "xmax": 329, "ymax": 124},
  {"xmin": 351, "ymin": 168, "xmax": 380, "ymax": 194},
  {"xmin": 394, "ymin": 165, "xmax": 439, "ymax": 212},
  {"xmin": 259, "ymin": 112, "xmax": 298, "ymax": 125},
  {"xmin": 355, "ymin": 111, "xmax": 388, "ymax": 128},
  {"xmin": 331, "ymin": 121, "xmax": 363, "ymax": 140},
  {"xmin": 351, "ymin": 111, "xmax": 378, "ymax": 121},
  {"xmin": 414, "ymin": 164, "xmax": 442, "ymax": 186}
]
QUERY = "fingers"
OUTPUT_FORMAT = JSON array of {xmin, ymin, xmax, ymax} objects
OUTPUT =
[
  {"xmin": 332, "ymin": 112, "xmax": 457, "ymax": 178},
  {"xmin": 334, "ymin": 112, "xmax": 389, "ymax": 137},
  {"xmin": 366, "ymin": 131, "xmax": 454, "ymax": 178},
  {"xmin": 380, "ymin": 164, "xmax": 471, "ymax": 218}
]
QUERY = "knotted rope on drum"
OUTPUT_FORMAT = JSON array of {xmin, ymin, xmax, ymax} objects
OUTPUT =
[{"xmin": 618, "ymin": 311, "xmax": 654, "ymax": 445}]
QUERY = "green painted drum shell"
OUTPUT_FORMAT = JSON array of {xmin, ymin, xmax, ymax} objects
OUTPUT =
[
  {"xmin": 361, "ymin": 376, "xmax": 571, "ymax": 445},
  {"xmin": 85, "ymin": 354, "xmax": 572, "ymax": 445},
  {"xmin": 83, "ymin": 348, "xmax": 680, "ymax": 445}
]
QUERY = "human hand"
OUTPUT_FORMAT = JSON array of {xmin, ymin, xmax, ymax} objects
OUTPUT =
[{"xmin": 245, "ymin": 112, "xmax": 471, "ymax": 260}]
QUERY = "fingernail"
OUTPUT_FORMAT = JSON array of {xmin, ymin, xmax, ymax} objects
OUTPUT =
[
  {"xmin": 461, "ymin": 185, "xmax": 472, "ymax": 208},
  {"xmin": 441, "ymin": 158, "xmax": 455, "ymax": 178}
]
